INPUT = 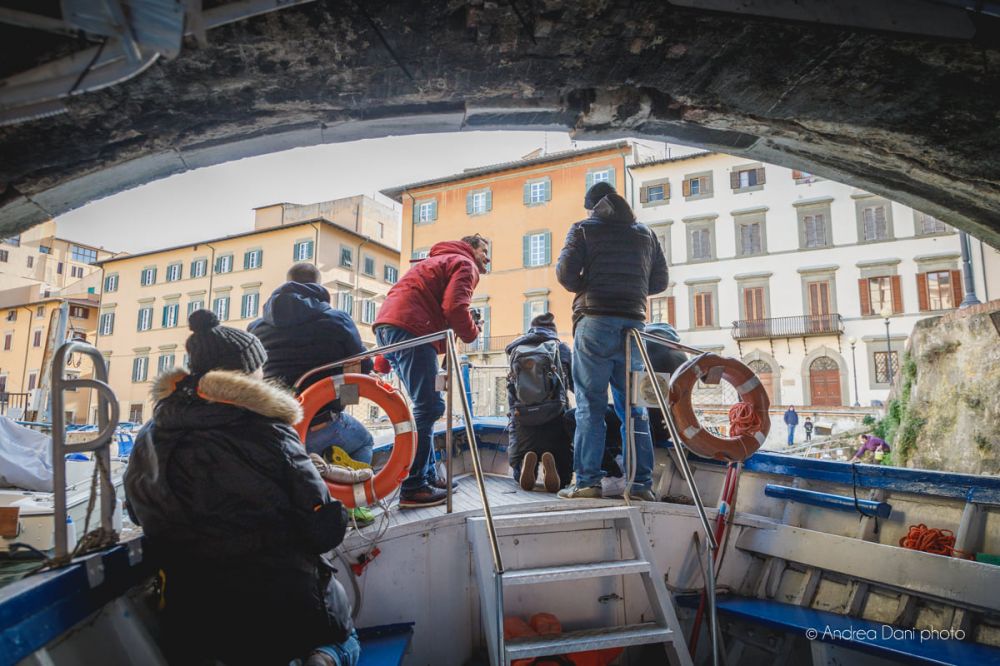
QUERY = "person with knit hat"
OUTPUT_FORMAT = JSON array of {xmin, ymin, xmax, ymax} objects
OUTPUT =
[
  {"xmin": 504, "ymin": 312, "xmax": 574, "ymax": 492},
  {"xmin": 124, "ymin": 310, "xmax": 360, "ymax": 666},
  {"xmin": 556, "ymin": 181, "xmax": 668, "ymax": 502}
]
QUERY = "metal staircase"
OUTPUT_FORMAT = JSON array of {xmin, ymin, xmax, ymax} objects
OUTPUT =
[{"xmin": 468, "ymin": 505, "xmax": 694, "ymax": 666}]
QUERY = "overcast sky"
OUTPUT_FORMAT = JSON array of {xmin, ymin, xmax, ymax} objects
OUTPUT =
[{"xmin": 56, "ymin": 131, "xmax": 696, "ymax": 253}]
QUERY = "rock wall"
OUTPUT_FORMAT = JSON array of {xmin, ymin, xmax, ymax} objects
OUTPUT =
[{"xmin": 901, "ymin": 301, "xmax": 1000, "ymax": 474}]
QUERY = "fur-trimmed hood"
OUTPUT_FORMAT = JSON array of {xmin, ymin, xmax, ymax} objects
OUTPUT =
[{"xmin": 152, "ymin": 369, "xmax": 302, "ymax": 425}]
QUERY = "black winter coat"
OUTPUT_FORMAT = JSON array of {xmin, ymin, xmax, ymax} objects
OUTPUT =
[
  {"xmin": 556, "ymin": 193, "xmax": 668, "ymax": 327},
  {"xmin": 249, "ymin": 281, "xmax": 373, "ymax": 404},
  {"xmin": 124, "ymin": 369, "xmax": 351, "ymax": 665}
]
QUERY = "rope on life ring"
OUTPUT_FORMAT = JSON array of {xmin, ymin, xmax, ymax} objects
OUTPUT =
[
  {"xmin": 295, "ymin": 374, "xmax": 416, "ymax": 508},
  {"xmin": 667, "ymin": 353, "xmax": 771, "ymax": 462}
]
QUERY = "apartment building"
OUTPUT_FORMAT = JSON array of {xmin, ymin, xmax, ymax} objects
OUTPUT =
[
  {"xmin": 0, "ymin": 220, "xmax": 114, "ymax": 291},
  {"xmin": 629, "ymin": 152, "xmax": 999, "ymax": 407},
  {"xmin": 0, "ymin": 283, "xmax": 100, "ymax": 423},
  {"xmin": 95, "ymin": 195, "xmax": 400, "ymax": 424}
]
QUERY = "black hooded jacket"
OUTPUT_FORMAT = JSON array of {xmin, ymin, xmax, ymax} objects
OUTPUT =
[
  {"xmin": 124, "ymin": 369, "xmax": 351, "ymax": 664},
  {"xmin": 249, "ymin": 281, "xmax": 373, "ymax": 394},
  {"xmin": 556, "ymin": 193, "xmax": 668, "ymax": 326}
]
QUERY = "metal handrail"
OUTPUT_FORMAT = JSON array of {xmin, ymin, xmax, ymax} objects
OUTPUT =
[
  {"xmin": 624, "ymin": 329, "xmax": 721, "ymax": 666},
  {"xmin": 51, "ymin": 341, "xmax": 120, "ymax": 559}
]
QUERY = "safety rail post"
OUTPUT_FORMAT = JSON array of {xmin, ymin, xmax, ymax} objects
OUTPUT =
[
  {"xmin": 625, "ymin": 329, "xmax": 721, "ymax": 666},
  {"xmin": 51, "ymin": 341, "xmax": 120, "ymax": 560},
  {"xmin": 445, "ymin": 344, "xmax": 454, "ymax": 514}
]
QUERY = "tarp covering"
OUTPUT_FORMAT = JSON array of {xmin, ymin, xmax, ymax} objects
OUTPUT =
[{"xmin": 0, "ymin": 416, "xmax": 52, "ymax": 491}]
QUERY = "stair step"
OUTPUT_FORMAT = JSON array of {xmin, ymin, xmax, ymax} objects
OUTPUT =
[
  {"xmin": 505, "ymin": 623, "xmax": 673, "ymax": 660},
  {"xmin": 504, "ymin": 559, "xmax": 651, "ymax": 586},
  {"xmin": 471, "ymin": 506, "xmax": 634, "ymax": 529}
]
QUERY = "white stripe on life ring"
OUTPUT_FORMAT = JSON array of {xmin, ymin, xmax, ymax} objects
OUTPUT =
[
  {"xmin": 394, "ymin": 420, "xmax": 414, "ymax": 435},
  {"xmin": 352, "ymin": 482, "xmax": 367, "ymax": 508},
  {"xmin": 736, "ymin": 375, "xmax": 761, "ymax": 395},
  {"xmin": 683, "ymin": 425, "xmax": 702, "ymax": 440},
  {"xmin": 754, "ymin": 431, "xmax": 766, "ymax": 445}
]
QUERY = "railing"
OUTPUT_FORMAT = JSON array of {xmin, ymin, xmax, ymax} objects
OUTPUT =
[
  {"xmin": 730, "ymin": 313, "xmax": 843, "ymax": 340},
  {"xmin": 458, "ymin": 334, "xmax": 521, "ymax": 355},
  {"xmin": 0, "ymin": 391, "xmax": 29, "ymax": 417}
]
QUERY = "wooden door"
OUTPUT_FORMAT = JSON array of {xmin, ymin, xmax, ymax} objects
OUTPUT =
[
  {"xmin": 747, "ymin": 359, "xmax": 775, "ymax": 405},
  {"xmin": 809, "ymin": 356, "xmax": 841, "ymax": 406}
]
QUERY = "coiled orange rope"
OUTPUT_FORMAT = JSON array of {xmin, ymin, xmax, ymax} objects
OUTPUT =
[
  {"xmin": 898, "ymin": 524, "xmax": 972, "ymax": 558},
  {"xmin": 728, "ymin": 401, "xmax": 762, "ymax": 437}
]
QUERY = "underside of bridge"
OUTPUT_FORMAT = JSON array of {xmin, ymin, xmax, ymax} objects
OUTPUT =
[{"xmin": 0, "ymin": 1, "xmax": 998, "ymax": 246}]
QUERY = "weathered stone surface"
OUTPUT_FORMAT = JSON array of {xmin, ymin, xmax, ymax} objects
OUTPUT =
[
  {"xmin": 0, "ymin": 2, "xmax": 998, "ymax": 244},
  {"xmin": 903, "ymin": 302, "xmax": 1000, "ymax": 475}
]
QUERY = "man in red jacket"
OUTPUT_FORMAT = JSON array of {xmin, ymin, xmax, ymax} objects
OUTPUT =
[{"xmin": 373, "ymin": 235, "xmax": 488, "ymax": 507}]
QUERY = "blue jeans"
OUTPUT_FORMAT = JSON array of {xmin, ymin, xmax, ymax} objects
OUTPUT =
[
  {"xmin": 305, "ymin": 412, "xmax": 374, "ymax": 464},
  {"xmin": 572, "ymin": 316, "xmax": 653, "ymax": 490},
  {"xmin": 787, "ymin": 425, "xmax": 796, "ymax": 446},
  {"xmin": 313, "ymin": 630, "xmax": 360, "ymax": 666},
  {"xmin": 375, "ymin": 325, "xmax": 445, "ymax": 491}
]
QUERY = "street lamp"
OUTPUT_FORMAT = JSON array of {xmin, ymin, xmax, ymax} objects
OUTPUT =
[
  {"xmin": 849, "ymin": 337, "xmax": 860, "ymax": 406},
  {"xmin": 879, "ymin": 305, "xmax": 894, "ymax": 388}
]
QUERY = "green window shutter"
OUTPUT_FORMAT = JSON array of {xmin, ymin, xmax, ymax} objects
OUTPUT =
[
  {"xmin": 151, "ymin": 268, "xmax": 157, "ymax": 283},
  {"xmin": 482, "ymin": 305, "xmax": 491, "ymax": 340},
  {"xmin": 522, "ymin": 235, "xmax": 530, "ymax": 267},
  {"xmin": 544, "ymin": 177, "xmax": 552, "ymax": 201},
  {"xmin": 485, "ymin": 189, "xmax": 493, "ymax": 211},
  {"xmin": 544, "ymin": 231, "xmax": 552, "ymax": 265},
  {"xmin": 466, "ymin": 192, "xmax": 473, "ymax": 215},
  {"xmin": 256, "ymin": 250, "xmax": 262, "ymax": 267},
  {"xmin": 523, "ymin": 302, "xmax": 530, "ymax": 333},
  {"xmin": 161, "ymin": 306, "xmax": 168, "ymax": 327},
  {"xmin": 412, "ymin": 203, "xmax": 418, "ymax": 223},
  {"xmin": 585, "ymin": 172, "xmax": 594, "ymax": 190},
  {"xmin": 430, "ymin": 200, "xmax": 438, "ymax": 221},
  {"xmin": 523, "ymin": 182, "xmax": 531, "ymax": 205},
  {"xmin": 608, "ymin": 167, "xmax": 617, "ymax": 187},
  {"xmin": 542, "ymin": 298, "xmax": 549, "ymax": 314},
  {"xmin": 243, "ymin": 251, "xmax": 250, "ymax": 269}
]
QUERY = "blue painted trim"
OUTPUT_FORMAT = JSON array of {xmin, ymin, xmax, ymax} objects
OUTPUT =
[
  {"xmin": 358, "ymin": 623, "xmax": 414, "ymax": 666},
  {"xmin": 764, "ymin": 484, "xmax": 892, "ymax": 519},
  {"xmin": 0, "ymin": 540, "xmax": 155, "ymax": 666}
]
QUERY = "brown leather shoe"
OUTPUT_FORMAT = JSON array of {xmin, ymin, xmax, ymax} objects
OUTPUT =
[
  {"xmin": 519, "ymin": 451, "xmax": 538, "ymax": 491},
  {"xmin": 540, "ymin": 452, "xmax": 560, "ymax": 493}
]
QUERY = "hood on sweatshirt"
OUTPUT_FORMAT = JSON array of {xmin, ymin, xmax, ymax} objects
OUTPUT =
[{"xmin": 260, "ymin": 281, "xmax": 333, "ymax": 328}]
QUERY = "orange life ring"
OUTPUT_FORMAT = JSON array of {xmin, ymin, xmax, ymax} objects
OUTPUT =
[
  {"xmin": 667, "ymin": 353, "xmax": 770, "ymax": 462},
  {"xmin": 295, "ymin": 374, "xmax": 416, "ymax": 508}
]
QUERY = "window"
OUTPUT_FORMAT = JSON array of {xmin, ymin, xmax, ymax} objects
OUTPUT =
[
  {"xmin": 27, "ymin": 372, "xmax": 38, "ymax": 392},
  {"xmin": 523, "ymin": 178, "xmax": 552, "ymax": 206},
  {"xmin": 693, "ymin": 291, "xmax": 714, "ymax": 328},
  {"xmin": 162, "ymin": 303, "xmax": 180, "ymax": 328},
  {"xmin": 918, "ymin": 270, "xmax": 961, "ymax": 311},
  {"xmin": 140, "ymin": 267, "xmax": 157, "ymax": 286},
  {"xmin": 412, "ymin": 248, "xmax": 430, "ymax": 260},
  {"xmin": 137, "ymin": 307, "xmax": 153, "ymax": 331},
  {"xmin": 361, "ymin": 300, "xmax": 377, "ymax": 324},
  {"xmin": 467, "ymin": 189, "xmax": 491, "ymax": 215},
  {"xmin": 35, "ymin": 306, "xmax": 45, "ymax": 318},
  {"xmin": 131, "ymin": 357, "xmax": 149, "ymax": 383},
  {"xmin": 731, "ymin": 166, "xmax": 766, "ymax": 191},
  {"xmin": 215, "ymin": 254, "xmax": 233, "ymax": 274},
  {"xmin": 244, "ymin": 249, "xmax": 262, "ymax": 270},
  {"xmin": 39, "ymin": 245, "xmax": 51, "ymax": 254},
  {"xmin": 651, "ymin": 225, "xmax": 670, "ymax": 264},
  {"xmin": 104, "ymin": 273, "xmax": 118, "ymax": 292},
  {"xmin": 3, "ymin": 235, "xmax": 20, "ymax": 246},
  {"xmin": 293, "ymin": 240, "xmax": 314, "ymax": 261},
  {"xmin": 807, "ymin": 281, "xmax": 832, "ymax": 317},
  {"xmin": 792, "ymin": 170, "xmax": 819, "ymax": 184},
  {"xmin": 861, "ymin": 205, "xmax": 888, "ymax": 241},
  {"xmin": 803, "ymin": 213, "xmax": 828, "ymax": 248},
  {"xmin": 384, "ymin": 265, "xmax": 398, "ymax": 284},
  {"xmin": 128, "ymin": 404, "xmax": 144, "ymax": 423},
  {"xmin": 188, "ymin": 299, "xmax": 204, "ymax": 316},
  {"xmin": 588, "ymin": 168, "xmax": 613, "ymax": 187},
  {"xmin": 70, "ymin": 245, "xmax": 98, "ymax": 264},
  {"xmin": 377, "ymin": 222, "xmax": 384, "ymax": 238},
  {"xmin": 5, "ymin": 311, "xmax": 15, "ymax": 322},
  {"xmin": 99, "ymin": 312, "xmax": 115, "ymax": 336},
  {"xmin": 340, "ymin": 246, "xmax": 353, "ymax": 268},
  {"xmin": 415, "ymin": 200, "xmax": 438, "ymax": 223},
  {"xmin": 71, "ymin": 266, "xmax": 83, "ymax": 278},
  {"xmin": 158, "ymin": 354, "xmax": 176, "ymax": 374},
  {"xmin": 57, "ymin": 262, "xmax": 63, "ymax": 274},
  {"xmin": 212, "ymin": 296, "xmax": 230, "ymax": 321},
  {"xmin": 640, "ymin": 180, "xmax": 670, "ymax": 205},
  {"xmin": 523, "ymin": 232, "xmax": 551, "ymax": 267},
  {"xmin": 742, "ymin": 287, "xmax": 766, "ymax": 321},
  {"xmin": 32, "ymin": 329, "xmax": 42, "ymax": 347},
  {"xmin": 0, "ymin": 375, "xmax": 6, "ymax": 392},
  {"xmin": 524, "ymin": 299, "xmax": 548, "ymax": 332},
  {"xmin": 69, "ymin": 305, "xmax": 88, "ymax": 319},
  {"xmin": 648, "ymin": 296, "xmax": 676, "ymax": 325},
  {"xmin": 859, "ymin": 275, "xmax": 902, "ymax": 316},
  {"xmin": 241, "ymin": 292, "xmax": 259, "ymax": 319},
  {"xmin": 689, "ymin": 227, "xmax": 713, "ymax": 261},
  {"xmin": 873, "ymin": 351, "xmax": 899, "ymax": 384},
  {"xmin": 683, "ymin": 173, "xmax": 713, "ymax": 199},
  {"xmin": 70, "ymin": 331, "xmax": 86, "ymax": 342},
  {"xmin": 164, "ymin": 263, "xmax": 182, "ymax": 282},
  {"xmin": 337, "ymin": 292, "xmax": 354, "ymax": 315},
  {"xmin": 736, "ymin": 219, "xmax": 765, "ymax": 256},
  {"xmin": 190, "ymin": 258, "xmax": 208, "ymax": 278},
  {"xmin": 2, "ymin": 333, "xmax": 11, "ymax": 351},
  {"xmin": 0, "ymin": 250, "xmax": 7, "ymax": 263},
  {"xmin": 915, "ymin": 212, "xmax": 949, "ymax": 235},
  {"xmin": 363, "ymin": 255, "xmax": 375, "ymax": 277},
  {"xmin": 26, "ymin": 256, "xmax": 33, "ymax": 269}
]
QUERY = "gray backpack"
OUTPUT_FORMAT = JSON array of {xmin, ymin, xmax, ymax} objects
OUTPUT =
[{"xmin": 509, "ymin": 340, "xmax": 567, "ymax": 426}]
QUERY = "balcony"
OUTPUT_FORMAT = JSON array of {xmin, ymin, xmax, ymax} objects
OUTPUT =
[{"xmin": 731, "ymin": 314, "xmax": 844, "ymax": 341}]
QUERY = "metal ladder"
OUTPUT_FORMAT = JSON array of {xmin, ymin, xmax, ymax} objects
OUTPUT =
[{"xmin": 468, "ymin": 505, "xmax": 694, "ymax": 666}]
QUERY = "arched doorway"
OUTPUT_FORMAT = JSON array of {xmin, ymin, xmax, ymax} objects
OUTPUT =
[
  {"xmin": 747, "ymin": 359, "xmax": 776, "ymax": 406},
  {"xmin": 809, "ymin": 356, "xmax": 842, "ymax": 406}
]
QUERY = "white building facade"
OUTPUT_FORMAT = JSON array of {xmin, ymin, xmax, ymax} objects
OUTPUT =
[{"xmin": 629, "ymin": 152, "xmax": 998, "ymax": 408}]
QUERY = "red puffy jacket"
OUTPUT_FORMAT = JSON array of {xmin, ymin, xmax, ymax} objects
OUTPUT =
[{"xmin": 374, "ymin": 240, "xmax": 481, "ymax": 351}]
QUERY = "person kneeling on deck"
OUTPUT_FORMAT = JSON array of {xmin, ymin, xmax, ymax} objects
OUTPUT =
[
  {"xmin": 124, "ymin": 310, "xmax": 359, "ymax": 666},
  {"xmin": 373, "ymin": 234, "xmax": 489, "ymax": 508},
  {"xmin": 249, "ymin": 262, "xmax": 375, "ymax": 526},
  {"xmin": 556, "ymin": 181, "xmax": 668, "ymax": 501},
  {"xmin": 506, "ymin": 311, "xmax": 574, "ymax": 492}
]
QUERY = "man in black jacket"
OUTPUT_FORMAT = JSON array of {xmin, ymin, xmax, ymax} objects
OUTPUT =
[
  {"xmin": 505, "ymin": 312, "xmax": 573, "ymax": 492},
  {"xmin": 556, "ymin": 181, "xmax": 668, "ymax": 501},
  {"xmin": 125, "ymin": 310, "xmax": 358, "ymax": 666}
]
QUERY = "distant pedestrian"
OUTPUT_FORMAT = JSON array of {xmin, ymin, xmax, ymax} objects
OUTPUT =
[
  {"xmin": 555, "ymin": 181, "xmax": 668, "ymax": 502},
  {"xmin": 804, "ymin": 417, "xmax": 814, "ymax": 442},
  {"xmin": 784, "ymin": 406, "xmax": 799, "ymax": 446},
  {"xmin": 852, "ymin": 434, "xmax": 890, "ymax": 462}
]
